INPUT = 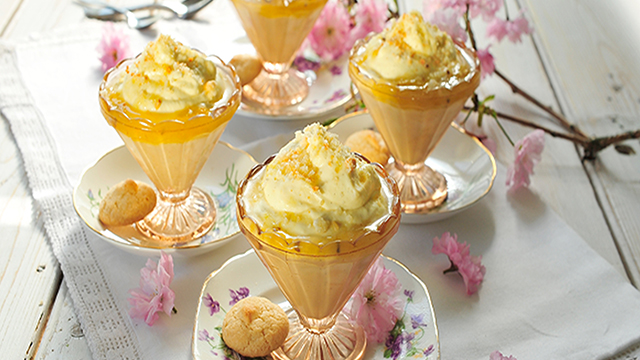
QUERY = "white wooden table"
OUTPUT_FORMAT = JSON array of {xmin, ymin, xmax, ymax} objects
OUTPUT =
[{"xmin": 1, "ymin": 0, "xmax": 639, "ymax": 358}]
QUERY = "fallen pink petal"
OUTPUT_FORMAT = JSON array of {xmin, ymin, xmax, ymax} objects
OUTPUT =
[
  {"xmin": 490, "ymin": 350, "xmax": 518, "ymax": 360},
  {"xmin": 458, "ymin": 254, "xmax": 487, "ymax": 295},
  {"xmin": 128, "ymin": 252, "xmax": 175, "ymax": 326},
  {"xmin": 432, "ymin": 232, "xmax": 486, "ymax": 295},
  {"xmin": 432, "ymin": 232, "xmax": 470, "ymax": 265}
]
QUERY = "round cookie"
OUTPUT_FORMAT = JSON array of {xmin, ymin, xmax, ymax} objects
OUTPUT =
[
  {"xmin": 230, "ymin": 54, "xmax": 262, "ymax": 86},
  {"xmin": 345, "ymin": 129, "xmax": 390, "ymax": 165},
  {"xmin": 222, "ymin": 296, "xmax": 289, "ymax": 357},
  {"xmin": 99, "ymin": 179, "xmax": 157, "ymax": 226}
]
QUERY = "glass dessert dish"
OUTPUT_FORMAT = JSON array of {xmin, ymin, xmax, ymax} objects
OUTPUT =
[
  {"xmin": 230, "ymin": 0, "xmax": 328, "ymax": 112},
  {"xmin": 99, "ymin": 51, "xmax": 242, "ymax": 242},
  {"xmin": 348, "ymin": 13, "xmax": 481, "ymax": 213},
  {"xmin": 235, "ymin": 125, "xmax": 401, "ymax": 360}
]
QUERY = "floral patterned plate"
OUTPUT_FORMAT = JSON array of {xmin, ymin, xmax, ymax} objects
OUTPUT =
[
  {"xmin": 192, "ymin": 249, "xmax": 440, "ymax": 360},
  {"xmin": 72, "ymin": 142, "xmax": 256, "ymax": 257},
  {"xmin": 237, "ymin": 56, "xmax": 352, "ymax": 121},
  {"xmin": 328, "ymin": 111, "xmax": 497, "ymax": 224}
]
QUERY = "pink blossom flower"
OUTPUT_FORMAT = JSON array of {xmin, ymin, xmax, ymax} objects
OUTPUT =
[
  {"xmin": 506, "ymin": 129, "xmax": 545, "ymax": 191},
  {"xmin": 432, "ymin": 232, "xmax": 486, "ymax": 295},
  {"xmin": 349, "ymin": 0, "xmax": 388, "ymax": 45},
  {"xmin": 486, "ymin": 17, "xmax": 508, "ymax": 42},
  {"xmin": 490, "ymin": 351, "xmax": 518, "ymax": 360},
  {"xmin": 487, "ymin": 12, "xmax": 533, "ymax": 43},
  {"xmin": 457, "ymin": 254, "xmax": 486, "ymax": 295},
  {"xmin": 469, "ymin": 0, "xmax": 502, "ymax": 21},
  {"xmin": 439, "ymin": 0, "xmax": 471, "ymax": 11},
  {"xmin": 128, "ymin": 252, "xmax": 175, "ymax": 326},
  {"xmin": 346, "ymin": 258, "xmax": 405, "ymax": 343},
  {"xmin": 307, "ymin": 0, "xmax": 351, "ymax": 61},
  {"xmin": 506, "ymin": 14, "xmax": 534, "ymax": 42},
  {"xmin": 477, "ymin": 45, "xmax": 495, "ymax": 78},
  {"xmin": 423, "ymin": 0, "xmax": 448, "ymax": 16},
  {"xmin": 97, "ymin": 23, "xmax": 130, "ymax": 73},
  {"xmin": 427, "ymin": 7, "xmax": 468, "ymax": 42},
  {"xmin": 432, "ymin": 232, "xmax": 470, "ymax": 263}
]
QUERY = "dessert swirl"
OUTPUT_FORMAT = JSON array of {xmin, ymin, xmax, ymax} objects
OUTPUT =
[
  {"xmin": 240, "ymin": 123, "xmax": 395, "ymax": 240},
  {"xmin": 352, "ymin": 11, "xmax": 473, "ymax": 90}
]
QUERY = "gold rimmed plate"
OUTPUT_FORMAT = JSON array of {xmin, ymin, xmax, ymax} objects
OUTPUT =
[
  {"xmin": 192, "ymin": 249, "xmax": 440, "ymax": 360},
  {"xmin": 329, "ymin": 111, "xmax": 496, "ymax": 224},
  {"xmin": 73, "ymin": 142, "xmax": 257, "ymax": 257}
]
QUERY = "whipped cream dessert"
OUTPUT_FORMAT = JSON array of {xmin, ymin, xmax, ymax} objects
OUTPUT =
[
  {"xmin": 349, "ymin": 11, "xmax": 480, "ymax": 165},
  {"xmin": 104, "ymin": 34, "xmax": 234, "ymax": 117},
  {"xmin": 240, "ymin": 123, "xmax": 393, "ymax": 241},
  {"xmin": 236, "ymin": 123, "xmax": 400, "ymax": 324},
  {"xmin": 353, "ymin": 11, "xmax": 473, "ymax": 90},
  {"xmin": 348, "ymin": 11, "xmax": 480, "ymax": 212},
  {"xmin": 99, "ymin": 35, "xmax": 241, "ymax": 240}
]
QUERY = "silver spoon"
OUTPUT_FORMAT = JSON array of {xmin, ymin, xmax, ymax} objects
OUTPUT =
[
  {"xmin": 74, "ymin": 1, "xmax": 161, "ymax": 29},
  {"xmin": 76, "ymin": 0, "xmax": 212, "ymax": 20},
  {"xmin": 107, "ymin": 5, "xmax": 161, "ymax": 29}
]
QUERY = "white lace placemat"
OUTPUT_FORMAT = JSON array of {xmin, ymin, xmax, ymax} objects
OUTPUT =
[{"xmin": 0, "ymin": 45, "xmax": 142, "ymax": 360}]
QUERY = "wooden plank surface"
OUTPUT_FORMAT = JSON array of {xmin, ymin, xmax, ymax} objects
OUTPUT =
[
  {"xmin": 0, "ymin": 115, "xmax": 62, "ymax": 359},
  {"xmin": 523, "ymin": 0, "xmax": 640, "ymax": 285},
  {"xmin": 35, "ymin": 282, "xmax": 93, "ymax": 360},
  {"xmin": 452, "ymin": 0, "xmax": 629, "ymax": 278},
  {"xmin": 0, "ymin": 0, "xmax": 22, "ymax": 37},
  {"xmin": 0, "ymin": 1, "xmax": 82, "ymax": 358}
]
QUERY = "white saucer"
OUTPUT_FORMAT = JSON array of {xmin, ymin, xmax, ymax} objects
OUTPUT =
[
  {"xmin": 73, "ymin": 142, "xmax": 257, "ymax": 257},
  {"xmin": 328, "ymin": 112, "xmax": 496, "ymax": 224},
  {"xmin": 237, "ymin": 57, "xmax": 352, "ymax": 121},
  {"xmin": 192, "ymin": 249, "xmax": 440, "ymax": 360}
]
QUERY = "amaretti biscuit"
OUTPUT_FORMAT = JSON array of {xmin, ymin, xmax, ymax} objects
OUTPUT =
[
  {"xmin": 221, "ymin": 296, "xmax": 289, "ymax": 357},
  {"xmin": 98, "ymin": 179, "xmax": 157, "ymax": 226},
  {"xmin": 230, "ymin": 54, "xmax": 262, "ymax": 86},
  {"xmin": 345, "ymin": 129, "xmax": 390, "ymax": 165}
]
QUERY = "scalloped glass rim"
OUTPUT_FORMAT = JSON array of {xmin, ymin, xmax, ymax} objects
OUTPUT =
[
  {"xmin": 99, "ymin": 53, "xmax": 242, "ymax": 130},
  {"xmin": 349, "ymin": 37, "xmax": 480, "ymax": 96}
]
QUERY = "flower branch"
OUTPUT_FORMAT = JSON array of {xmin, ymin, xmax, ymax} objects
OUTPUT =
[
  {"xmin": 465, "ymin": 105, "xmax": 588, "ymax": 145},
  {"xmin": 446, "ymin": 0, "xmax": 640, "ymax": 166},
  {"xmin": 493, "ymin": 69, "xmax": 590, "ymax": 140},
  {"xmin": 465, "ymin": 103, "xmax": 640, "ymax": 160},
  {"xmin": 463, "ymin": 4, "xmax": 477, "ymax": 51}
]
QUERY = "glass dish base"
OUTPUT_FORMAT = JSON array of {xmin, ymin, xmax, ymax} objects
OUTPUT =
[
  {"xmin": 137, "ymin": 187, "xmax": 216, "ymax": 242},
  {"xmin": 272, "ymin": 310, "xmax": 366, "ymax": 360},
  {"xmin": 242, "ymin": 69, "xmax": 309, "ymax": 110},
  {"xmin": 386, "ymin": 159, "xmax": 448, "ymax": 214}
]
